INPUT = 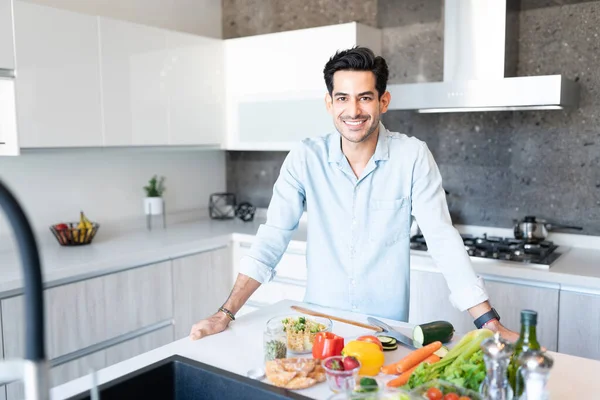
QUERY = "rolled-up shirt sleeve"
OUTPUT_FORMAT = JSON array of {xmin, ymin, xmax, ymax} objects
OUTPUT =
[
  {"xmin": 239, "ymin": 144, "xmax": 307, "ymax": 284},
  {"xmin": 410, "ymin": 141, "xmax": 489, "ymax": 311}
]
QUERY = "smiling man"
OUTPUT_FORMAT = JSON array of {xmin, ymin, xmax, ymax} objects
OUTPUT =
[{"xmin": 190, "ymin": 47, "xmax": 518, "ymax": 342}]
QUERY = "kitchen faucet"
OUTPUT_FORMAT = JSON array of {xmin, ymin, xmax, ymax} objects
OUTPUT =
[{"xmin": 0, "ymin": 179, "xmax": 49, "ymax": 399}]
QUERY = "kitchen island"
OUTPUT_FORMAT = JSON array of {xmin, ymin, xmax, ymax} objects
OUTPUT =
[{"xmin": 50, "ymin": 299, "xmax": 600, "ymax": 400}]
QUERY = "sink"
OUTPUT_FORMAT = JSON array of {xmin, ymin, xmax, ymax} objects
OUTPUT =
[{"xmin": 65, "ymin": 355, "xmax": 313, "ymax": 400}]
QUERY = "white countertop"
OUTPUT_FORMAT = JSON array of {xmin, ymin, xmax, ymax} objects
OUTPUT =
[
  {"xmin": 1, "ymin": 211, "xmax": 600, "ymax": 297},
  {"xmin": 50, "ymin": 299, "xmax": 600, "ymax": 400}
]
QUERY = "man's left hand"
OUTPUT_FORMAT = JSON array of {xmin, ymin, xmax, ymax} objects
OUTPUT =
[{"xmin": 483, "ymin": 320, "xmax": 519, "ymax": 342}]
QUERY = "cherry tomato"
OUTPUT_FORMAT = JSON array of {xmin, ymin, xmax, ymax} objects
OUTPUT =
[
  {"xmin": 426, "ymin": 387, "xmax": 443, "ymax": 400},
  {"xmin": 444, "ymin": 393, "xmax": 460, "ymax": 400},
  {"xmin": 356, "ymin": 335, "xmax": 383, "ymax": 352},
  {"xmin": 458, "ymin": 397, "xmax": 472, "ymax": 400}
]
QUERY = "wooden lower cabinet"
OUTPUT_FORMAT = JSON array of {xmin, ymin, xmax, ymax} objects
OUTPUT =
[
  {"xmin": 558, "ymin": 290, "xmax": 600, "ymax": 360},
  {"xmin": 50, "ymin": 351, "xmax": 107, "ymax": 389},
  {"xmin": 172, "ymin": 246, "xmax": 233, "ymax": 339},
  {"xmin": 2, "ymin": 261, "xmax": 173, "ymax": 399},
  {"xmin": 105, "ymin": 325, "xmax": 174, "ymax": 367},
  {"xmin": 50, "ymin": 325, "xmax": 174, "ymax": 389},
  {"xmin": 409, "ymin": 270, "xmax": 559, "ymax": 351}
]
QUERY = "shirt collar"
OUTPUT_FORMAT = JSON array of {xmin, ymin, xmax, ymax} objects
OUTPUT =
[{"xmin": 327, "ymin": 121, "xmax": 390, "ymax": 163}]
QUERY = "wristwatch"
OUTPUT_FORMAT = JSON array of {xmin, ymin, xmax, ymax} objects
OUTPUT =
[{"xmin": 474, "ymin": 307, "xmax": 500, "ymax": 329}]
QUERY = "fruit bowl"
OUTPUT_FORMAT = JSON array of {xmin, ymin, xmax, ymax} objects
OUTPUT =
[
  {"xmin": 50, "ymin": 221, "xmax": 100, "ymax": 246},
  {"xmin": 322, "ymin": 356, "xmax": 361, "ymax": 393}
]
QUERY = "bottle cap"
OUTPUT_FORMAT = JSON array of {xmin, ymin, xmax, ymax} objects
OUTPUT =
[
  {"xmin": 521, "ymin": 309, "xmax": 538, "ymax": 324},
  {"xmin": 518, "ymin": 349, "xmax": 554, "ymax": 373}
]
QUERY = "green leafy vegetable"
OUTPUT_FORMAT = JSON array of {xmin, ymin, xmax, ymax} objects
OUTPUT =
[{"xmin": 406, "ymin": 329, "xmax": 493, "ymax": 391}]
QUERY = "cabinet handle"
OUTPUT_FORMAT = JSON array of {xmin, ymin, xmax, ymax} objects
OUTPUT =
[{"xmin": 49, "ymin": 319, "xmax": 173, "ymax": 367}]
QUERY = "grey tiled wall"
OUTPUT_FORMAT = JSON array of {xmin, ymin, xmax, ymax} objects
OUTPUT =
[{"xmin": 224, "ymin": 0, "xmax": 600, "ymax": 235}]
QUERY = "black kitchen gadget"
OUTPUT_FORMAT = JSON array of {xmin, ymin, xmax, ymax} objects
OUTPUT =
[{"xmin": 209, "ymin": 193, "xmax": 237, "ymax": 220}]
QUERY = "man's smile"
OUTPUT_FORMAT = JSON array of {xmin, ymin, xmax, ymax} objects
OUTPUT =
[{"xmin": 342, "ymin": 118, "xmax": 368, "ymax": 128}]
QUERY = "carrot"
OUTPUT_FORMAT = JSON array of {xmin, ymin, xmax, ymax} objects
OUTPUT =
[
  {"xmin": 386, "ymin": 354, "xmax": 440, "ymax": 388},
  {"xmin": 386, "ymin": 364, "xmax": 420, "ymax": 387},
  {"xmin": 380, "ymin": 341, "xmax": 443, "ymax": 375},
  {"xmin": 394, "ymin": 341, "xmax": 442, "ymax": 374},
  {"xmin": 381, "ymin": 363, "xmax": 401, "ymax": 375}
]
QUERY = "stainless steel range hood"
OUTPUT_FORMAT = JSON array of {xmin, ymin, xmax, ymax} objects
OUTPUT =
[{"xmin": 387, "ymin": 0, "xmax": 579, "ymax": 113}]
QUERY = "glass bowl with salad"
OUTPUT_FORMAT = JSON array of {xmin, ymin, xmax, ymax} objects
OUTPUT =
[{"xmin": 269, "ymin": 314, "xmax": 332, "ymax": 354}]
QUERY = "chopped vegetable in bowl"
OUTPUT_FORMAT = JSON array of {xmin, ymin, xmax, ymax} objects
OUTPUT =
[{"xmin": 280, "ymin": 315, "xmax": 331, "ymax": 353}]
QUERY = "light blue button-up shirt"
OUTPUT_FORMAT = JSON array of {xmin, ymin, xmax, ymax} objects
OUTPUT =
[{"xmin": 239, "ymin": 122, "xmax": 489, "ymax": 321}]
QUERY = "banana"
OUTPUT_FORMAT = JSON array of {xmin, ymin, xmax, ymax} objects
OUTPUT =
[
  {"xmin": 78, "ymin": 211, "xmax": 88, "ymax": 243},
  {"xmin": 81, "ymin": 211, "xmax": 94, "ymax": 243},
  {"xmin": 82, "ymin": 212, "xmax": 93, "ymax": 229}
]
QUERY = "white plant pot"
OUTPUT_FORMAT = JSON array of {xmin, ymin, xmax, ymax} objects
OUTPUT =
[{"xmin": 144, "ymin": 197, "xmax": 164, "ymax": 215}]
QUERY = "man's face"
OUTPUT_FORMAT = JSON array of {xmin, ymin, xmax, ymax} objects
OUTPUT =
[{"xmin": 326, "ymin": 70, "xmax": 390, "ymax": 144}]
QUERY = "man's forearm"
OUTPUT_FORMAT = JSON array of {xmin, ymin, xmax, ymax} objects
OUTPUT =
[{"xmin": 221, "ymin": 273, "xmax": 262, "ymax": 315}]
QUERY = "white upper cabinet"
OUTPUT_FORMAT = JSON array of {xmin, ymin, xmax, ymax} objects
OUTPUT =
[
  {"xmin": 9, "ymin": 6, "xmax": 379, "ymax": 151},
  {"xmin": 0, "ymin": 0, "xmax": 15, "ymax": 70},
  {"xmin": 99, "ymin": 17, "xmax": 170, "ymax": 146},
  {"xmin": 166, "ymin": 31, "xmax": 224, "ymax": 146},
  {"xmin": 99, "ymin": 20, "xmax": 224, "ymax": 147},
  {"xmin": 13, "ymin": 1, "xmax": 103, "ymax": 148},
  {"xmin": 224, "ymin": 22, "xmax": 382, "ymax": 151}
]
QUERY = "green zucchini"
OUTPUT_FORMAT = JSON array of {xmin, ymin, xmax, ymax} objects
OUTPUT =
[
  {"xmin": 378, "ymin": 336, "xmax": 396, "ymax": 345},
  {"xmin": 377, "ymin": 336, "xmax": 398, "ymax": 351},
  {"xmin": 383, "ymin": 343, "xmax": 398, "ymax": 351},
  {"xmin": 412, "ymin": 321, "xmax": 455, "ymax": 345}
]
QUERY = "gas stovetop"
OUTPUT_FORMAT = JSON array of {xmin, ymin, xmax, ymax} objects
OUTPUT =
[{"xmin": 410, "ymin": 233, "xmax": 563, "ymax": 266}]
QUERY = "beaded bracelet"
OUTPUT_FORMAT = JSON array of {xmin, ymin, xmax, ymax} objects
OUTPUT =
[{"xmin": 219, "ymin": 306, "xmax": 235, "ymax": 321}]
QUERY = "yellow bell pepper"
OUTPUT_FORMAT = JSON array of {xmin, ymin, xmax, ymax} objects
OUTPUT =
[{"xmin": 341, "ymin": 340, "xmax": 385, "ymax": 376}]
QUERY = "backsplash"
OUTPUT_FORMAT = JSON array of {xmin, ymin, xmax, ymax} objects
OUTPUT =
[
  {"xmin": 0, "ymin": 148, "xmax": 225, "ymax": 248},
  {"xmin": 224, "ymin": 0, "xmax": 599, "ymax": 236}
]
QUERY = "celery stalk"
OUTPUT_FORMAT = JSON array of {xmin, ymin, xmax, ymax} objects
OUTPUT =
[
  {"xmin": 448, "ymin": 329, "xmax": 494, "ymax": 369},
  {"xmin": 406, "ymin": 329, "xmax": 494, "ymax": 390}
]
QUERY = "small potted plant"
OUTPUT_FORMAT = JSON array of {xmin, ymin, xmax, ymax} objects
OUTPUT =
[{"xmin": 143, "ymin": 175, "xmax": 165, "ymax": 215}]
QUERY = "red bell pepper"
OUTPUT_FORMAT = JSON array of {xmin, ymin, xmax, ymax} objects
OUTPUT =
[{"xmin": 312, "ymin": 332, "xmax": 345, "ymax": 360}]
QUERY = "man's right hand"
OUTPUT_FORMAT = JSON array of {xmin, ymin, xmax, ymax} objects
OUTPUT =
[{"xmin": 189, "ymin": 311, "xmax": 231, "ymax": 341}]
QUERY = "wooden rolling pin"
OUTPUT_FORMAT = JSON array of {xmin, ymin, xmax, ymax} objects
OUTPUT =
[{"xmin": 291, "ymin": 305, "xmax": 383, "ymax": 332}]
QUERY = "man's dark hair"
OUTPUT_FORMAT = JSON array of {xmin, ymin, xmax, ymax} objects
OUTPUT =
[{"xmin": 323, "ymin": 46, "xmax": 389, "ymax": 99}]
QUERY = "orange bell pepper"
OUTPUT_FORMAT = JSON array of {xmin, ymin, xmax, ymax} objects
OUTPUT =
[{"xmin": 312, "ymin": 332, "xmax": 345, "ymax": 360}]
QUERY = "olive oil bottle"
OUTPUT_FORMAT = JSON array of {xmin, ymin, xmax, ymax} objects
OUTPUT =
[{"xmin": 508, "ymin": 310, "xmax": 542, "ymax": 396}]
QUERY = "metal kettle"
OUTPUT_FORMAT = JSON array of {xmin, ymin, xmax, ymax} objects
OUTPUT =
[{"xmin": 513, "ymin": 215, "xmax": 583, "ymax": 243}]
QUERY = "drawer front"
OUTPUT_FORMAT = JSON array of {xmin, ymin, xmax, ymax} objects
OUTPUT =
[
  {"xmin": 103, "ymin": 261, "xmax": 173, "ymax": 340},
  {"xmin": 105, "ymin": 325, "xmax": 174, "ymax": 367},
  {"xmin": 249, "ymin": 280, "xmax": 306, "ymax": 305}
]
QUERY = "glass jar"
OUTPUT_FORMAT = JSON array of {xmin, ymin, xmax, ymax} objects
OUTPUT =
[{"xmin": 263, "ymin": 317, "xmax": 288, "ymax": 361}]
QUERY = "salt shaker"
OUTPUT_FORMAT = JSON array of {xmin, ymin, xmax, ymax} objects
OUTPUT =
[
  {"xmin": 480, "ymin": 332, "xmax": 515, "ymax": 400},
  {"xmin": 516, "ymin": 350, "xmax": 553, "ymax": 400}
]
